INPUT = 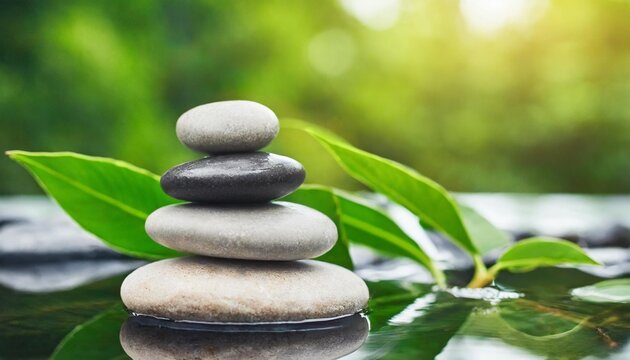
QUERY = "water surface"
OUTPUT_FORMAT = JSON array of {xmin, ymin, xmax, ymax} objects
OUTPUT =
[
  {"xmin": 1, "ymin": 267, "xmax": 629, "ymax": 359},
  {"xmin": 1, "ymin": 195, "xmax": 629, "ymax": 359}
]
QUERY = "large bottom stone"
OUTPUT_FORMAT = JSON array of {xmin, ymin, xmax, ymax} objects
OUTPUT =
[
  {"xmin": 120, "ymin": 256, "xmax": 369, "ymax": 323},
  {"xmin": 120, "ymin": 314, "xmax": 369, "ymax": 360}
]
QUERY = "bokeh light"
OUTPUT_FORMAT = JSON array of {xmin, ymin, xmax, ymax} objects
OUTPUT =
[{"xmin": 1, "ymin": 0, "xmax": 630, "ymax": 195}]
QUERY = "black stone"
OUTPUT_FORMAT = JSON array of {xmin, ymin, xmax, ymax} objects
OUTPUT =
[{"xmin": 161, "ymin": 152, "xmax": 305, "ymax": 203}]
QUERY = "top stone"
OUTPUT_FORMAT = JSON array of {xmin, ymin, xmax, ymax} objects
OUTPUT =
[{"xmin": 176, "ymin": 100, "xmax": 279, "ymax": 154}]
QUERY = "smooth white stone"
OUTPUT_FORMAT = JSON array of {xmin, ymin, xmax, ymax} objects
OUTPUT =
[
  {"xmin": 145, "ymin": 202, "xmax": 337, "ymax": 261},
  {"xmin": 176, "ymin": 100, "xmax": 279, "ymax": 153}
]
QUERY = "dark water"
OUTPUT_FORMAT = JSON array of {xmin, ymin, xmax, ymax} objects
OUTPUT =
[{"xmin": 1, "ymin": 267, "xmax": 628, "ymax": 360}]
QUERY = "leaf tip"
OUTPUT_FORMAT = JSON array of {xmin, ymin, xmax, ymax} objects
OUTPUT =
[
  {"xmin": 5, "ymin": 150, "xmax": 32, "ymax": 159},
  {"xmin": 5, "ymin": 150, "xmax": 30, "ymax": 163}
]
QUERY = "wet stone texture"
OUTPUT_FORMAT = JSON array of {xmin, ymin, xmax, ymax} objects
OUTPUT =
[{"xmin": 160, "ymin": 152, "xmax": 305, "ymax": 203}]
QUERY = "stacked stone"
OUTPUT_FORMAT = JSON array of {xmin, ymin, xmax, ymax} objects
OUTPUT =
[{"xmin": 121, "ymin": 100, "xmax": 369, "ymax": 324}]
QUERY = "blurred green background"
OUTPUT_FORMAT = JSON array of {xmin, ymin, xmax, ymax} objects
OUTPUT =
[{"xmin": 1, "ymin": 0, "xmax": 630, "ymax": 195}]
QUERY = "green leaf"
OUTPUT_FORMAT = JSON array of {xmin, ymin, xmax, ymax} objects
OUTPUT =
[
  {"xmin": 6, "ymin": 151, "xmax": 180, "ymax": 260},
  {"xmin": 571, "ymin": 279, "xmax": 630, "ymax": 304},
  {"xmin": 282, "ymin": 185, "xmax": 354, "ymax": 270},
  {"xmin": 284, "ymin": 185, "xmax": 445, "ymax": 285},
  {"xmin": 284, "ymin": 121, "xmax": 508, "ymax": 257},
  {"xmin": 335, "ymin": 191, "xmax": 444, "ymax": 283},
  {"xmin": 51, "ymin": 305, "xmax": 129, "ymax": 360},
  {"xmin": 336, "ymin": 191, "xmax": 429, "ymax": 264},
  {"xmin": 490, "ymin": 237, "xmax": 600, "ymax": 276},
  {"xmin": 417, "ymin": 204, "xmax": 510, "ymax": 256},
  {"xmin": 459, "ymin": 205, "xmax": 510, "ymax": 255}
]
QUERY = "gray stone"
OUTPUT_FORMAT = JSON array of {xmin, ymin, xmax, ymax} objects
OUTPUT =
[
  {"xmin": 120, "ymin": 314, "xmax": 369, "ymax": 360},
  {"xmin": 160, "ymin": 152, "xmax": 305, "ymax": 203},
  {"xmin": 145, "ymin": 202, "xmax": 337, "ymax": 261},
  {"xmin": 121, "ymin": 257, "xmax": 369, "ymax": 323},
  {"xmin": 176, "ymin": 100, "xmax": 279, "ymax": 153}
]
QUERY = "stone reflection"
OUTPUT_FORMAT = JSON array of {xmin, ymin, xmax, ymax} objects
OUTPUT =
[{"xmin": 120, "ymin": 313, "xmax": 369, "ymax": 360}]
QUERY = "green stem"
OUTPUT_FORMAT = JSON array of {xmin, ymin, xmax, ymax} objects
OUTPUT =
[
  {"xmin": 430, "ymin": 264, "xmax": 448, "ymax": 289},
  {"xmin": 467, "ymin": 255, "xmax": 493, "ymax": 288}
]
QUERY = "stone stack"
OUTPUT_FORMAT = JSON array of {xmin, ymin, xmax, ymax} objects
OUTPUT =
[{"xmin": 121, "ymin": 100, "xmax": 369, "ymax": 324}]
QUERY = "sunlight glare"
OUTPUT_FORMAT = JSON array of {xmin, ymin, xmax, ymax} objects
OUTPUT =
[
  {"xmin": 460, "ymin": 0, "xmax": 548, "ymax": 35},
  {"xmin": 340, "ymin": 0, "xmax": 400, "ymax": 30}
]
